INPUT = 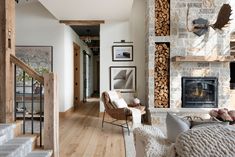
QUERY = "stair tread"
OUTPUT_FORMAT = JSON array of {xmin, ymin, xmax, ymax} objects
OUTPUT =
[
  {"xmin": 0, "ymin": 152, "xmax": 12, "ymax": 157},
  {"xmin": 0, "ymin": 125, "xmax": 13, "ymax": 134},
  {"xmin": 25, "ymin": 150, "xmax": 52, "ymax": 157},
  {"xmin": 0, "ymin": 137, "xmax": 33, "ymax": 157},
  {"xmin": 0, "ymin": 144, "xmax": 20, "ymax": 151},
  {"xmin": 0, "ymin": 124, "xmax": 15, "ymax": 129},
  {"xmin": 5, "ymin": 137, "xmax": 33, "ymax": 145},
  {"xmin": 0, "ymin": 123, "xmax": 49, "ymax": 157}
]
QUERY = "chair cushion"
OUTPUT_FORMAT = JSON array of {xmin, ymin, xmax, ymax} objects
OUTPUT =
[
  {"xmin": 107, "ymin": 91, "xmax": 120, "ymax": 102},
  {"xmin": 106, "ymin": 91, "xmax": 121, "ymax": 109},
  {"xmin": 113, "ymin": 98, "xmax": 128, "ymax": 108}
]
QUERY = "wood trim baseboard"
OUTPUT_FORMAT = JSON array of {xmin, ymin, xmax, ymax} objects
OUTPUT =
[{"xmin": 59, "ymin": 106, "xmax": 74, "ymax": 118}]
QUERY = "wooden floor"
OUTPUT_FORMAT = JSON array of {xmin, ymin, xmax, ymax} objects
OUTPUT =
[{"xmin": 59, "ymin": 98, "xmax": 125, "ymax": 157}]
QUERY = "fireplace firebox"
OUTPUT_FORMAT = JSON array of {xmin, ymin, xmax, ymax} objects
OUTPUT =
[{"xmin": 182, "ymin": 77, "xmax": 218, "ymax": 108}]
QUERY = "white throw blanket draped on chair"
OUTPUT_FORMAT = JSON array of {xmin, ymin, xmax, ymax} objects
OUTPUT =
[{"xmin": 129, "ymin": 107, "xmax": 141, "ymax": 128}]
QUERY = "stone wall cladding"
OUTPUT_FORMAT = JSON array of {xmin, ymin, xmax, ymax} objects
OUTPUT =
[{"xmin": 146, "ymin": 0, "xmax": 231, "ymax": 124}]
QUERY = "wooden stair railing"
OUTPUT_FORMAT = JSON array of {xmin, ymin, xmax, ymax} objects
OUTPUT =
[
  {"xmin": 10, "ymin": 54, "xmax": 44, "ymax": 83},
  {"xmin": 10, "ymin": 54, "xmax": 59, "ymax": 157}
]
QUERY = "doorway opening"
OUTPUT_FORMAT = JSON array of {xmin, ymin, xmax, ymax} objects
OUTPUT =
[{"xmin": 71, "ymin": 25, "xmax": 100, "ymax": 103}]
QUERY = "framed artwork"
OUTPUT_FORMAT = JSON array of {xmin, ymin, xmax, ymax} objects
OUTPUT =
[
  {"xmin": 16, "ymin": 46, "xmax": 53, "ymax": 73},
  {"xmin": 112, "ymin": 45, "xmax": 133, "ymax": 61},
  {"xmin": 110, "ymin": 66, "xmax": 136, "ymax": 93},
  {"xmin": 15, "ymin": 46, "xmax": 53, "ymax": 91}
]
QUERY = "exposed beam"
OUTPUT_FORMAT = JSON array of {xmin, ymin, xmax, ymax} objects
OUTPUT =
[
  {"xmin": 59, "ymin": 20, "xmax": 105, "ymax": 26},
  {"xmin": 0, "ymin": 0, "xmax": 15, "ymax": 123},
  {"xmin": 88, "ymin": 46, "xmax": 100, "ymax": 49},
  {"xmin": 80, "ymin": 36, "xmax": 100, "ymax": 40}
]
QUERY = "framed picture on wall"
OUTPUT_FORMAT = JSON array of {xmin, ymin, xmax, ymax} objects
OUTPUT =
[
  {"xmin": 16, "ymin": 46, "xmax": 53, "ymax": 73},
  {"xmin": 15, "ymin": 46, "xmax": 53, "ymax": 92},
  {"xmin": 110, "ymin": 66, "xmax": 136, "ymax": 93},
  {"xmin": 112, "ymin": 45, "xmax": 133, "ymax": 61}
]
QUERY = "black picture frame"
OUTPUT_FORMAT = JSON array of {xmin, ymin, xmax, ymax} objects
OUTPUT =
[
  {"xmin": 110, "ymin": 66, "xmax": 136, "ymax": 93},
  {"xmin": 112, "ymin": 45, "xmax": 133, "ymax": 61}
]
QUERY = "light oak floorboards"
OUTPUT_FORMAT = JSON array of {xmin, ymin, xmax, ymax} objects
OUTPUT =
[{"xmin": 59, "ymin": 99, "xmax": 125, "ymax": 157}]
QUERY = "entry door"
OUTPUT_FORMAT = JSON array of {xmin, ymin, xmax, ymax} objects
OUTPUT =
[{"xmin": 74, "ymin": 43, "xmax": 80, "ymax": 108}]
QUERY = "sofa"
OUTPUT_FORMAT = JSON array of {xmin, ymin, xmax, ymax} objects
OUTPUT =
[{"xmin": 133, "ymin": 113, "xmax": 235, "ymax": 157}]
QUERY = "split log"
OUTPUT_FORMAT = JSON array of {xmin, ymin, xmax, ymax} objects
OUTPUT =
[
  {"xmin": 154, "ymin": 43, "xmax": 170, "ymax": 108},
  {"xmin": 155, "ymin": 0, "xmax": 170, "ymax": 36}
]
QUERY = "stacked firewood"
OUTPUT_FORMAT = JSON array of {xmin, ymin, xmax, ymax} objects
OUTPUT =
[
  {"xmin": 154, "ymin": 43, "xmax": 170, "ymax": 108},
  {"xmin": 155, "ymin": 0, "xmax": 170, "ymax": 36}
]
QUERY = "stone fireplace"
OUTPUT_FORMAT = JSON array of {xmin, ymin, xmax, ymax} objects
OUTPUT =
[
  {"xmin": 182, "ymin": 77, "xmax": 218, "ymax": 108},
  {"xmin": 145, "ymin": 0, "xmax": 233, "ymax": 125}
]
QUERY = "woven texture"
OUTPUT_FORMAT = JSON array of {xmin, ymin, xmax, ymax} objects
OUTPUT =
[
  {"xmin": 175, "ymin": 125, "xmax": 235, "ymax": 157},
  {"xmin": 133, "ymin": 126, "xmax": 171, "ymax": 157}
]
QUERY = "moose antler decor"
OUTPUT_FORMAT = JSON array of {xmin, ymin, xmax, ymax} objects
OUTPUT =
[{"xmin": 187, "ymin": 4, "xmax": 232, "ymax": 36}]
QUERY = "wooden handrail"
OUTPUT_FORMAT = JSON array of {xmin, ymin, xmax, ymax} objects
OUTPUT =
[{"xmin": 10, "ymin": 54, "xmax": 44, "ymax": 84}]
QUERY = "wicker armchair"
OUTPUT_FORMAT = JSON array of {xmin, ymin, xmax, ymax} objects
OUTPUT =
[{"xmin": 101, "ymin": 91, "xmax": 146, "ymax": 134}]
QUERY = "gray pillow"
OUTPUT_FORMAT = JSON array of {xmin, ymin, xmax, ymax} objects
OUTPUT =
[{"xmin": 166, "ymin": 113, "xmax": 190, "ymax": 143}]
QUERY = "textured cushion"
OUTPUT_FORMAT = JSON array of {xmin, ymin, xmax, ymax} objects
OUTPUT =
[
  {"xmin": 175, "ymin": 125, "xmax": 235, "ymax": 157},
  {"xmin": 166, "ymin": 113, "xmax": 190, "ymax": 142},
  {"xmin": 107, "ymin": 91, "xmax": 119, "ymax": 102},
  {"xmin": 191, "ymin": 119, "xmax": 229, "ymax": 129},
  {"xmin": 113, "ymin": 98, "xmax": 128, "ymax": 108}
]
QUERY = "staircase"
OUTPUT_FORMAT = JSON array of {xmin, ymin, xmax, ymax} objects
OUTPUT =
[{"xmin": 0, "ymin": 123, "xmax": 52, "ymax": 157}]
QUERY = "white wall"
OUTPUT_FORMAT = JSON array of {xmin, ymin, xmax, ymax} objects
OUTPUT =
[
  {"xmin": 129, "ymin": 0, "xmax": 146, "ymax": 105},
  {"xmin": 63, "ymin": 26, "xmax": 93, "ymax": 111},
  {"xmin": 99, "ymin": 0, "xmax": 146, "ymax": 112},
  {"xmin": 100, "ymin": 21, "xmax": 130, "ymax": 111},
  {"xmin": 16, "ymin": 1, "xmax": 93, "ymax": 112},
  {"xmin": 16, "ymin": 1, "xmax": 66, "ymax": 111}
]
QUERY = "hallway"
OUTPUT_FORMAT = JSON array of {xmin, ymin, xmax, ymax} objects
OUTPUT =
[{"xmin": 59, "ymin": 99, "xmax": 125, "ymax": 157}]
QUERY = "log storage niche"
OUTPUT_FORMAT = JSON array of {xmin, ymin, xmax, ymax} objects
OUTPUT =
[
  {"xmin": 154, "ymin": 43, "xmax": 170, "ymax": 108},
  {"xmin": 155, "ymin": 0, "xmax": 170, "ymax": 36}
]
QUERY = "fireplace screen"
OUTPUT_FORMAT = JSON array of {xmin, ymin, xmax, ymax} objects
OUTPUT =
[{"xmin": 182, "ymin": 77, "xmax": 218, "ymax": 108}]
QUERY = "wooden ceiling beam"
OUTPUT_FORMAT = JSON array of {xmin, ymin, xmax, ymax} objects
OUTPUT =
[
  {"xmin": 59, "ymin": 20, "xmax": 105, "ymax": 26},
  {"xmin": 80, "ymin": 36, "xmax": 100, "ymax": 40},
  {"xmin": 88, "ymin": 46, "xmax": 100, "ymax": 49}
]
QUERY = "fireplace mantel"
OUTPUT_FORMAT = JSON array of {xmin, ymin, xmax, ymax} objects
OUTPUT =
[{"xmin": 172, "ymin": 56, "xmax": 235, "ymax": 62}]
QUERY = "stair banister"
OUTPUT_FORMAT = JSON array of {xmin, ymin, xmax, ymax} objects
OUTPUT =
[
  {"xmin": 11, "ymin": 54, "xmax": 59, "ymax": 157},
  {"xmin": 10, "ymin": 54, "xmax": 44, "ymax": 83},
  {"xmin": 43, "ymin": 73, "xmax": 59, "ymax": 157}
]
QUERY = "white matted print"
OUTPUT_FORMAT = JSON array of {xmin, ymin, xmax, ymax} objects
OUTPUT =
[
  {"xmin": 110, "ymin": 66, "xmax": 136, "ymax": 93},
  {"xmin": 112, "ymin": 45, "xmax": 133, "ymax": 61}
]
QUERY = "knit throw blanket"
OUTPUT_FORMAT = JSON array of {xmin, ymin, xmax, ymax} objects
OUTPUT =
[
  {"xmin": 174, "ymin": 125, "xmax": 235, "ymax": 157},
  {"xmin": 129, "ymin": 107, "xmax": 141, "ymax": 128},
  {"xmin": 134, "ymin": 126, "xmax": 172, "ymax": 157}
]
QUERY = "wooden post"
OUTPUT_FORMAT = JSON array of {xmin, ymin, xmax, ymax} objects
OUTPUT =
[
  {"xmin": 44, "ymin": 73, "xmax": 59, "ymax": 157},
  {"xmin": 0, "ymin": 0, "xmax": 15, "ymax": 123}
]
